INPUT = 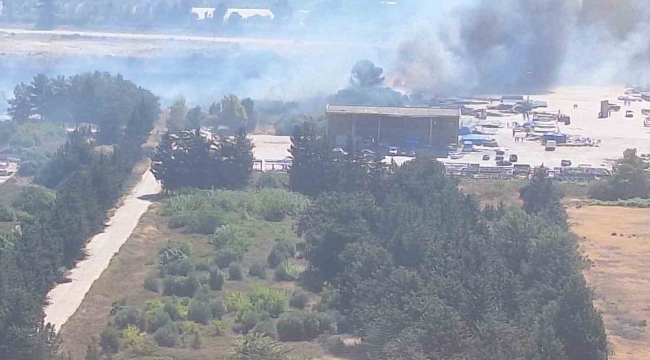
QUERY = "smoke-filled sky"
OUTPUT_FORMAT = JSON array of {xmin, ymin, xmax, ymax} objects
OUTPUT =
[
  {"xmin": 392, "ymin": 0, "xmax": 650, "ymax": 94},
  {"xmin": 1, "ymin": 0, "xmax": 649, "ymax": 105}
]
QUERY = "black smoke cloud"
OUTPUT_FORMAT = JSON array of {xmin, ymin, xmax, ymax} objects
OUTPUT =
[{"xmin": 393, "ymin": 0, "xmax": 650, "ymax": 95}]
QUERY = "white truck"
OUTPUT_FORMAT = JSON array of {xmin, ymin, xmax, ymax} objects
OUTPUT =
[{"xmin": 545, "ymin": 140, "xmax": 557, "ymax": 151}]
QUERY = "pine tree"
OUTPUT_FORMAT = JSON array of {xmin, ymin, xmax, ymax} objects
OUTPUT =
[{"xmin": 7, "ymin": 83, "xmax": 33, "ymax": 122}]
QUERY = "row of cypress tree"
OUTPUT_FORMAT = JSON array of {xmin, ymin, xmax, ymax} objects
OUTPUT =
[{"xmin": 0, "ymin": 77, "xmax": 160, "ymax": 360}]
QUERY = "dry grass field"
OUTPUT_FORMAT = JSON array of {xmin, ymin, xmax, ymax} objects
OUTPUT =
[{"xmin": 569, "ymin": 205, "xmax": 650, "ymax": 360}]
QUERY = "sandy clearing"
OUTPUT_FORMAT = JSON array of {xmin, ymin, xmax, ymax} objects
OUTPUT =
[
  {"xmin": 569, "ymin": 205, "xmax": 650, "ymax": 360},
  {"xmin": 43, "ymin": 170, "xmax": 161, "ymax": 330}
]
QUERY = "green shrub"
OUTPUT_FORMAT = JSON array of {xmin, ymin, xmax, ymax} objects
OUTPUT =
[
  {"xmin": 100, "ymin": 326, "xmax": 120, "ymax": 353},
  {"xmin": 276, "ymin": 311, "xmax": 331, "ymax": 341},
  {"xmin": 256, "ymin": 173, "xmax": 287, "ymax": 189},
  {"xmin": 13, "ymin": 187, "xmax": 56, "ymax": 217},
  {"xmin": 195, "ymin": 261, "xmax": 212, "ymax": 272},
  {"xmin": 276, "ymin": 312, "xmax": 305, "ymax": 341},
  {"xmin": 289, "ymin": 291, "xmax": 309, "ymax": 309},
  {"xmin": 317, "ymin": 311, "xmax": 338, "ymax": 334},
  {"xmin": 251, "ymin": 320, "xmax": 279, "ymax": 340},
  {"xmin": 215, "ymin": 247, "xmax": 241, "ymax": 269},
  {"xmin": 274, "ymin": 261, "xmax": 299, "ymax": 282},
  {"xmin": 249, "ymin": 287, "xmax": 288, "ymax": 318},
  {"xmin": 0, "ymin": 205, "xmax": 17, "ymax": 222},
  {"xmin": 248, "ymin": 261, "xmax": 267, "ymax": 279},
  {"xmin": 190, "ymin": 330, "xmax": 204, "ymax": 349},
  {"xmin": 229, "ymin": 263, "xmax": 244, "ymax": 281},
  {"xmin": 254, "ymin": 189, "xmax": 309, "ymax": 222},
  {"xmin": 303, "ymin": 311, "xmax": 321, "ymax": 339},
  {"xmin": 154, "ymin": 323, "xmax": 180, "ymax": 348},
  {"xmin": 187, "ymin": 300, "xmax": 213, "ymax": 325},
  {"xmin": 212, "ymin": 225, "xmax": 249, "ymax": 268},
  {"xmin": 163, "ymin": 258, "xmax": 196, "ymax": 276},
  {"xmin": 163, "ymin": 301, "xmax": 181, "ymax": 321},
  {"xmin": 212, "ymin": 320, "xmax": 226, "ymax": 336},
  {"xmin": 130, "ymin": 337, "xmax": 158, "ymax": 356},
  {"xmin": 226, "ymin": 292, "xmax": 253, "ymax": 321},
  {"xmin": 144, "ymin": 275, "xmax": 159, "ymax": 293},
  {"xmin": 146, "ymin": 308, "xmax": 172, "ymax": 333},
  {"xmin": 210, "ymin": 299, "xmax": 226, "ymax": 319},
  {"xmin": 267, "ymin": 241, "xmax": 295, "ymax": 268},
  {"xmin": 158, "ymin": 244, "xmax": 191, "ymax": 266},
  {"xmin": 267, "ymin": 249, "xmax": 287, "ymax": 269},
  {"xmin": 112, "ymin": 307, "xmax": 145, "ymax": 331},
  {"xmin": 232, "ymin": 332, "xmax": 288, "ymax": 360},
  {"xmin": 240, "ymin": 310, "xmax": 271, "ymax": 334},
  {"xmin": 209, "ymin": 269, "xmax": 225, "ymax": 290},
  {"xmin": 163, "ymin": 274, "xmax": 201, "ymax": 297},
  {"xmin": 190, "ymin": 210, "xmax": 226, "ymax": 234}
]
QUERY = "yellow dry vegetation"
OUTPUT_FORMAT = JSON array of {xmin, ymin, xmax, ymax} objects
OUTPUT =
[{"xmin": 569, "ymin": 205, "xmax": 650, "ymax": 360}]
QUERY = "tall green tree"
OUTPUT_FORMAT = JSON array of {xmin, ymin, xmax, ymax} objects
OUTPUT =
[
  {"xmin": 186, "ymin": 105, "xmax": 203, "ymax": 129},
  {"xmin": 216, "ymin": 95, "xmax": 248, "ymax": 133},
  {"xmin": 7, "ymin": 83, "xmax": 33, "ymax": 122},
  {"xmin": 520, "ymin": 168, "xmax": 567, "ymax": 226},
  {"xmin": 217, "ymin": 128, "xmax": 254, "ymax": 189},
  {"xmin": 167, "ymin": 97, "xmax": 189, "ymax": 132}
]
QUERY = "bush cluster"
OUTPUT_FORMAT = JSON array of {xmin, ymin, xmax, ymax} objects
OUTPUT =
[
  {"xmin": 213, "ymin": 225, "xmax": 250, "ymax": 269},
  {"xmin": 229, "ymin": 263, "xmax": 244, "ymax": 281},
  {"xmin": 276, "ymin": 311, "xmax": 336, "ymax": 341},
  {"xmin": 248, "ymin": 261, "xmax": 268, "ymax": 279},
  {"xmin": 267, "ymin": 241, "xmax": 296, "ymax": 268},
  {"xmin": 209, "ymin": 268, "xmax": 225, "ymax": 291},
  {"xmin": 163, "ymin": 274, "xmax": 201, "ymax": 297},
  {"xmin": 289, "ymin": 291, "xmax": 309, "ymax": 309}
]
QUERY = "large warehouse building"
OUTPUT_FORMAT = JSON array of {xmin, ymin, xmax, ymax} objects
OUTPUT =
[{"xmin": 325, "ymin": 105, "xmax": 460, "ymax": 151}]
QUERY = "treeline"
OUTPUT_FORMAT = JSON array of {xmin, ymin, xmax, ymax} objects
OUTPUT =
[
  {"xmin": 0, "ymin": 75, "xmax": 160, "ymax": 360},
  {"xmin": 589, "ymin": 149, "xmax": 650, "ymax": 201},
  {"xmin": 9, "ymin": 72, "xmax": 159, "ymax": 144},
  {"xmin": 287, "ymin": 122, "xmax": 608, "ymax": 360},
  {"xmin": 151, "ymin": 128, "xmax": 254, "ymax": 192},
  {"xmin": 165, "ymin": 95, "xmax": 258, "ymax": 135}
]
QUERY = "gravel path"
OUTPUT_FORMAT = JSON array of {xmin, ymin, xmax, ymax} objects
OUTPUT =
[{"xmin": 43, "ymin": 170, "xmax": 161, "ymax": 330}]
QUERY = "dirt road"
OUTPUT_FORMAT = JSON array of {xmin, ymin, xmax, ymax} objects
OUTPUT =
[{"xmin": 43, "ymin": 170, "xmax": 161, "ymax": 330}]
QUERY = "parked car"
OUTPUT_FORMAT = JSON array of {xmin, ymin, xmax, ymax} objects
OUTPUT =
[
  {"xmin": 495, "ymin": 150, "xmax": 505, "ymax": 162},
  {"xmin": 496, "ymin": 160, "xmax": 512, "ymax": 166},
  {"xmin": 482, "ymin": 154, "xmax": 490, "ymax": 161},
  {"xmin": 561, "ymin": 159, "xmax": 572, "ymax": 167},
  {"xmin": 361, "ymin": 149, "xmax": 376, "ymax": 159},
  {"xmin": 545, "ymin": 140, "xmax": 557, "ymax": 151},
  {"xmin": 388, "ymin": 147, "xmax": 398, "ymax": 156},
  {"xmin": 626, "ymin": 110, "xmax": 634, "ymax": 118},
  {"xmin": 407, "ymin": 150, "xmax": 416, "ymax": 157},
  {"xmin": 509, "ymin": 154, "xmax": 518, "ymax": 163}
]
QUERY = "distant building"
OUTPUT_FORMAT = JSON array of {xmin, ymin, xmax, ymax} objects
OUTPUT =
[
  {"xmin": 326, "ymin": 105, "xmax": 460, "ymax": 150},
  {"xmin": 190, "ymin": 7, "xmax": 275, "ymax": 22},
  {"xmin": 224, "ymin": 8, "xmax": 274, "ymax": 22},
  {"xmin": 191, "ymin": 7, "xmax": 216, "ymax": 20}
]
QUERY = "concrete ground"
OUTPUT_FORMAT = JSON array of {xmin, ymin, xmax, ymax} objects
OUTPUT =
[{"xmin": 451, "ymin": 86, "xmax": 650, "ymax": 169}]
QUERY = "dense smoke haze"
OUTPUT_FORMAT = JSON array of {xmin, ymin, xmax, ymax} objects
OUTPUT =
[
  {"xmin": 393, "ymin": 0, "xmax": 650, "ymax": 94},
  {"xmin": 1, "ymin": 0, "xmax": 649, "ymax": 106}
]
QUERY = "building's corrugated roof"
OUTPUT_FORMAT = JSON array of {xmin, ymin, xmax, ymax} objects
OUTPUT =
[{"xmin": 326, "ymin": 105, "xmax": 459, "ymax": 117}]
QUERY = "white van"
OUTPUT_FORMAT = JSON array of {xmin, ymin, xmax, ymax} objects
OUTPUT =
[{"xmin": 545, "ymin": 140, "xmax": 557, "ymax": 151}]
